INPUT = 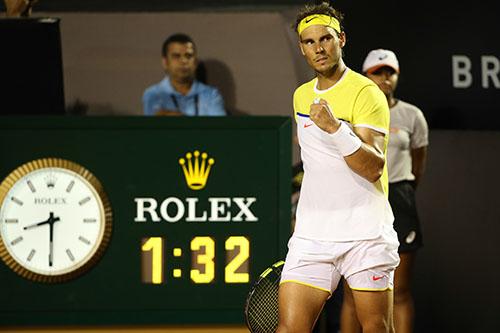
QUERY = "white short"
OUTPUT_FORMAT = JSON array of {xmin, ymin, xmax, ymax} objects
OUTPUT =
[{"xmin": 280, "ymin": 225, "xmax": 400, "ymax": 295}]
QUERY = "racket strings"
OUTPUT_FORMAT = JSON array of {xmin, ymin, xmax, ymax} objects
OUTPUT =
[{"xmin": 246, "ymin": 266, "xmax": 283, "ymax": 333}]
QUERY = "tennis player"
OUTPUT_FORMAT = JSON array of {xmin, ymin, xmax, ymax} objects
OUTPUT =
[{"xmin": 277, "ymin": 3, "xmax": 400, "ymax": 332}]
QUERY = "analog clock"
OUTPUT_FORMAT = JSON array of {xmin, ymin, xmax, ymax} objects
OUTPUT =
[{"xmin": 0, "ymin": 158, "xmax": 112, "ymax": 283}]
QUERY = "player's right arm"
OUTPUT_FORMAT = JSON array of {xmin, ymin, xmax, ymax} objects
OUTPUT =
[
  {"xmin": 309, "ymin": 85, "xmax": 389, "ymax": 183},
  {"xmin": 310, "ymin": 101, "xmax": 385, "ymax": 182}
]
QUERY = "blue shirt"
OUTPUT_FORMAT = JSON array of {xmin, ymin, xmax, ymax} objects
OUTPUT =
[{"xmin": 142, "ymin": 77, "xmax": 226, "ymax": 116}]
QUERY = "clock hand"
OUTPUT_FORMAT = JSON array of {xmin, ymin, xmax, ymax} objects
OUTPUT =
[
  {"xmin": 24, "ymin": 212, "xmax": 61, "ymax": 230},
  {"xmin": 24, "ymin": 217, "xmax": 51, "ymax": 230},
  {"xmin": 49, "ymin": 221, "xmax": 54, "ymax": 267},
  {"xmin": 47, "ymin": 212, "xmax": 60, "ymax": 267}
]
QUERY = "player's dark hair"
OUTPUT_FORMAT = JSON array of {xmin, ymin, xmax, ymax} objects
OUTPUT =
[
  {"xmin": 161, "ymin": 33, "xmax": 196, "ymax": 57},
  {"xmin": 292, "ymin": 1, "xmax": 345, "ymax": 34}
]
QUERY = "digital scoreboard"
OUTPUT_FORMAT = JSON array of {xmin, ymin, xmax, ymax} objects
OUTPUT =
[{"xmin": 0, "ymin": 116, "xmax": 291, "ymax": 326}]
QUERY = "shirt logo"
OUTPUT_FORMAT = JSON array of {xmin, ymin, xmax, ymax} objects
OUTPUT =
[
  {"xmin": 372, "ymin": 275, "xmax": 384, "ymax": 281},
  {"xmin": 304, "ymin": 123, "xmax": 314, "ymax": 128}
]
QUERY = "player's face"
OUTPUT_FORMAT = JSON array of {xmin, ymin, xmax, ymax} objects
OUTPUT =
[
  {"xmin": 299, "ymin": 25, "xmax": 345, "ymax": 75},
  {"xmin": 162, "ymin": 42, "xmax": 198, "ymax": 84},
  {"xmin": 366, "ymin": 67, "xmax": 399, "ymax": 96}
]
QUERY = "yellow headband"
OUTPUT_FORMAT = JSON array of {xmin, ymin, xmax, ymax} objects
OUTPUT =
[{"xmin": 297, "ymin": 14, "xmax": 341, "ymax": 35}]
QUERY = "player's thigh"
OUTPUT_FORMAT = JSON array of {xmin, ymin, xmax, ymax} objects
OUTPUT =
[
  {"xmin": 351, "ymin": 288, "xmax": 393, "ymax": 324},
  {"xmin": 278, "ymin": 281, "xmax": 330, "ymax": 331}
]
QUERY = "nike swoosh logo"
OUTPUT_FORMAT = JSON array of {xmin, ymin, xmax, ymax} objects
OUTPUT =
[
  {"xmin": 304, "ymin": 123, "xmax": 314, "ymax": 128},
  {"xmin": 372, "ymin": 275, "xmax": 384, "ymax": 281},
  {"xmin": 305, "ymin": 16, "xmax": 317, "ymax": 23},
  {"xmin": 378, "ymin": 55, "xmax": 388, "ymax": 60}
]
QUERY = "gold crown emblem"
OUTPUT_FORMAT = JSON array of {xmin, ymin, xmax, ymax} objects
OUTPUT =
[
  {"xmin": 44, "ymin": 174, "xmax": 57, "ymax": 189},
  {"xmin": 179, "ymin": 150, "xmax": 215, "ymax": 190}
]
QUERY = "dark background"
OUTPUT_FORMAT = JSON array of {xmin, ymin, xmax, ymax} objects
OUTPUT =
[
  {"xmin": 3, "ymin": 0, "xmax": 307, "ymax": 11},
  {"xmin": 415, "ymin": 130, "xmax": 500, "ymax": 332},
  {"xmin": 0, "ymin": 18, "xmax": 65, "ymax": 115}
]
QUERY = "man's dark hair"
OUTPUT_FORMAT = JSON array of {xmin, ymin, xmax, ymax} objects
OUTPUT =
[
  {"xmin": 161, "ymin": 33, "xmax": 196, "ymax": 57},
  {"xmin": 293, "ymin": 1, "xmax": 345, "ymax": 34}
]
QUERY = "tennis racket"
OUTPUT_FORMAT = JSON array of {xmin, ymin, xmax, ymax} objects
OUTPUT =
[{"xmin": 244, "ymin": 260, "xmax": 285, "ymax": 333}]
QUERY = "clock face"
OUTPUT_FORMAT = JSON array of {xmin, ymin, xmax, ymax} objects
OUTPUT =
[{"xmin": 0, "ymin": 158, "xmax": 112, "ymax": 283}]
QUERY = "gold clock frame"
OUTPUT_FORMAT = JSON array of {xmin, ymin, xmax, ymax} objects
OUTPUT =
[{"xmin": 0, "ymin": 157, "xmax": 113, "ymax": 283}]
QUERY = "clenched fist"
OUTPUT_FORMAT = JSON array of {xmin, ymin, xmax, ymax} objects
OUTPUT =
[{"xmin": 309, "ymin": 98, "xmax": 341, "ymax": 134}]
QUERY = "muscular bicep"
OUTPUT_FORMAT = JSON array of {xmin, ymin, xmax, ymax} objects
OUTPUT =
[
  {"xmin": 343, "ymin": 127, "xmax": 386, "ymax": 183},
  {"xmin": 354, "ymin": 127, "xmax": 386, "ymax": 155}
]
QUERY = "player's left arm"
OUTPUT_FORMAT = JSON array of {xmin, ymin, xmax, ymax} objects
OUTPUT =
[
  {"xmin": 344, "ymin": 128, "xmax": 386, "ymax": 183},
  {"xmin": 346, "ymin": 85, "xmax": 390, "ymax": 182}
]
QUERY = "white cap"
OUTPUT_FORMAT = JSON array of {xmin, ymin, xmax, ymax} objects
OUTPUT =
[{"xmin": 362, "ymin": 49, "xmax": 400, "ymax": 74}]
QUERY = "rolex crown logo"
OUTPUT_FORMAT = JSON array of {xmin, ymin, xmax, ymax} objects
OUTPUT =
[
  {"xmin": 44, "ymin": 174, "xmax": 57, "ymax": 189},
  {"xmin": 179, "ymin": 150, "xmax": 215, "ymax": 190}
]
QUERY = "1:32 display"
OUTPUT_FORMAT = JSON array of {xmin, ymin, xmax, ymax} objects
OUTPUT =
[{"xmin": 141, "ymin": 236, "xmax": 250, "ymax": 284}]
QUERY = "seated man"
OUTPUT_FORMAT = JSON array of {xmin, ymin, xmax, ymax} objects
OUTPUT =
[{"xmin": 143, "ymin": 33, "xmax": 226, "ymax": 116}]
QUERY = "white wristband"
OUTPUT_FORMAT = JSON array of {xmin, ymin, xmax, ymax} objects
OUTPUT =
[{"xmin": 328, "ymin": 122, "xmax": 362, "ymax": 156}]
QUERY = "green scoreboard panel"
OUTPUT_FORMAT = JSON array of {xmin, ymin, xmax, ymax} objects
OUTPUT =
[{"xmin": 0, "ymin": 116, "xmax": 291, "ymax": 326}]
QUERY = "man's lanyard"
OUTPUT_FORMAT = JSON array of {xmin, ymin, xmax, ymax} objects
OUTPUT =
[{"xmin": 171, "ymin": 94, "xmax": 199, "ymax": 116}]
